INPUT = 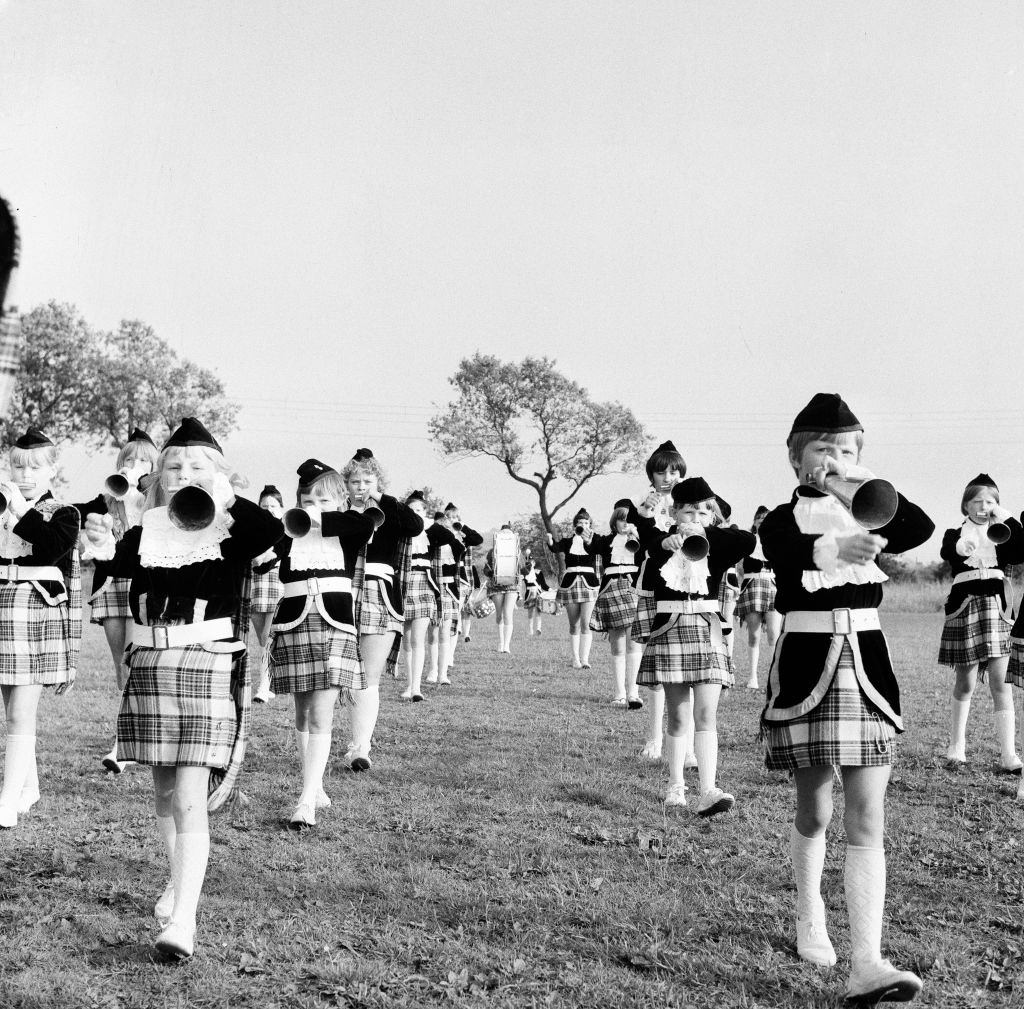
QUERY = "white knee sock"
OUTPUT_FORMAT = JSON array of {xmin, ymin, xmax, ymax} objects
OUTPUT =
[
  {"xmin": 0, "ymin": 734, "xmax": 35, "ymax": 812},
  {"xmin": 570, "ymin": 633, "xmax": 581, "ymax": 665},
  {"xmin": 693, "ymin": 729, "xmax": 718, "ymax": 794},
  {"xmin": 155, "ymin": 814, "xmax": 177, "ymax": 917},
  {"xmin": 845, "ymin": 845, "xmax": 886, "ymax": 971},
  {"xmin": 20, "ymin": 748, "xmax": 39, "ymax": 805},
  {"xmin": 350, "ymin": 686, "xmax": 379, "ymax": 757},
  {"xmin": 427, "ymin": 639, "xmax": 438, "ymax": 678},
  {"xmin": 496, "ymin": 621, "xmax": 505, "ymax": 649},
  {"xmin": 949, "ymin": 698, "xmax": 970, "ymax": 757},
  {"xmin": 611, "ymin": 653, "xmax": 626, "ymax": 700},
  {"xmin": 447, "ymin": 635, "xmax": 457, "ymax": 669},
  {"xmin": 580, "ymin": 631, "xmax": 593, "ymax": 665},
  {"xmin": 994, "ymin": 708, "xmax": 1019, "ymax": 763},
  {"xmin": 791, "ymin": 825, "xmax": 827, "ymax": 920},
  {"xmin": 682, "ymin": 700, "xmax": 695, "ymax": 760},
  {"xmin": 295, "ymin": 728, "xmax": 308, "ymax": 766},
  {"xmin": 665, "ymin": 733, "xmax": 685, "ymax": 789},
  {"xmin": 646, "ymin": 687, "xmax": 664, "ymax": 744},
  {"xmin": 503, "ymin": 620, "xmax": 514, "ymax": 651},
  {"xmin": 749, "ymin": 641, "xmax": 760, "ymax": 683},
  {"xmin": 626, "ymin": 651, "xmax": 641, "ymax": 699},
  {"xmin": 299, "ymin": 732, "xmax": 332, "ymax": 806},
  {"xmin": 170, "ymin": 832, "xmax": 211, "ymax": 930}
]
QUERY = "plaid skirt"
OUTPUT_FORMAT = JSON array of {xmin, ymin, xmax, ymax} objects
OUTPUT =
[
  {"xmin": 557, "ymin": 575, "xmax": 599, "ymax": 605},
  {"xmin": 736, "ymin": 573, "xmax": 777, "ymax": 621},
  {"xmin": 90, "ymin": 576, "xmax": 132, "ymax": 624},
  {"xmin": 938, "ymin": 593, "xmax": 1010, "ymax": 668},
  {"xmin": 404, "ymin": 569, "xmax": 437, "ymax": 622},
  {"xmin": 590, "ymin": 577, "xmax": 637, "ymax": 633},
  {"xmin": 630, "ymin": 591, "xmax": 657, "ymax": 643},
  {"xmin": 1008, "ymin": 637, "xmax": 1024, "ymax": 688},
  {"xmin": 359, "ymin": 576, "xmax": 404, "ymax": 636},
  {"xmin": 487, "ymin": 579, "xmax": 519, "ymax": 598},
  {"xmin": 636, "ymin": 614, "xmax": 733, "ymax": 687},
  {"xmin": 269, "ymin": 611, "xmax": 364, "ymax": 693},
  {"xmin": 764, "ymin": 645, "xmax": 896, "ymax": 769},
  {"xmin": 430, "ymin": 585, "xmax": 459, "ymax": 629},
  {"xmin": 718, "ymin": 573, "xmax": 739, "ymax": 610},
  {"xmin": 249, "ymin": 566, "xmax": 283, "ymax": 615},
  {"xmin": 118, "ymin": 644, "xmax": 236, "ymax": 767},
  {"xmin": 0, "ymin": 584, "xmax": 76, "ymax": 685}
]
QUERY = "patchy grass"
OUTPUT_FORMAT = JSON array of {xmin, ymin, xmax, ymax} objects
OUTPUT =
[{"xmin": 1, "ymin": 609, "xmax": 1022, "ymax": 1008}]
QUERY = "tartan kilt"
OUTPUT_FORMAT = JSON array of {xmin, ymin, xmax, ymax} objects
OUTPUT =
[
  {"xmin": 938, "ymin": 593, "xmax": 1010, "ymax": 668},
  {"xmin": 764, "ymin": 645, "xmax": 896, "ymax": 770},
  {"xmin": 1008, "ymin": 637, "xmax": 1024, "ymax": 688},
  {"xmin": 522, "ymin": 586, "xmax": 541, "ymax": 613},
  {"xmin": 629, "ymin": 591, "xmax": 657, "ymax": 644},
  {"xmin": 403, "ymin": 569, "xmax": 437, "ymax": 622},
  {"xmin": 718, "ymin": 575, "xmax": 739, "ymax": 610},
  {"xmin": 590, "ymin": 576, "xmax": 637, "ymax": 632},
  {"xmin": 248, "ymin": 566, "xmax": 283, "ymax": 615},
  {"xmin": 636, "ymin": 614, "xmax": 733, "ymax": 687},
  {"xmin": 487, "ymin": 579, "xmax": 519, "ymax": 598},
  {"xmin": 736, "ymin": 574, "xmax": 777, "ymax": 621},
  {"xmin": 430, "ymin": 585, "xmax": 459, "ymax": 629},
  {"xmin": 269, "ymin": 610, "xmax": 364, "ymax": 693},
  {"xmin": 118, "ymin": 643, "xmax": 236, "ymax": 767},
  {"xmin": 358, "ymin": 576, "xmax": 404, "ymax": 636},
  {"xmin": 89, "ymin": 576, "xmax": 132, "ymax": 624},
  {"xmin": 556, "ymin": 575, "xmax": 598, "ymax": 605},
  {"xmin": 0, "ymin": 584, "xmax": 76, "ymax": 685}
]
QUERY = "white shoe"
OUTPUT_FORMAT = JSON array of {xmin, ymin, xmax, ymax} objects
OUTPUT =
[
  {"xmin": 400, "ymin": 688, "xmax": 413, "ymax": 700},
  {"xmin": 999, "ymin": 754, "xmax": 1023, "ymax": 774},
  {"xmin": 288, "ymin": 802, "xmax": 316, "ymax": 830},
  {"xmin": 945, "ymin": 746, "xmax": 966, "ymax": 764},
  {"xmin": 425, "ymin": 671, "xmax": 439, "ymax": 684},
  {"xmin": 0, "ymin": 806, "xmax": 17, "ymax": 829},
  {"xmin": 845, "ymin": 959, "xmax": 922, "ymax": 1002},
  {"xmin": 638, "ymin": 739, "xmax": 663, "ymax": 761},
  {"xmin": 627, "ymin": 695, "xmax": 644, "ymax": 710},
  {"xmin": 253, "ymin": 685, "xmax": 275, "ymax": 704},
  {"xmin": 697, "ymin": 787, "xmax": 735, "ymax": 818},
  {"xmin": 572, "ymin": 660, "xmax": 582, "ymax": 669},
  {"xmin": 684, "ymin": 751, "xmax": 698, "ymax": 769},
  {"xmin": 155, "ymin": 921, "xmax": 195, "ymax": 959},
  {"xmin": 438, "ymin": 674, "xmax": 452, "ymax": 685},
  {"xmin": 17, "ymin": 788, "xmax": 40, "ymax": 815},
  {"xmin": 611, "ymin": 697, "xmax": 627, "ymax": 708},
  {"xmin": 746, "ymin": 679, "xmax": 759, "ymax": 689},
  {"xmin": 665, "ymin": 784, "xmax": 687, "ymax": 806},
  {"xmin": 316, "ymin": 788, "xmax": 331, "ymax": 809},
  {"xmin": 101, "ymin": 748, "xmax": 134, "ymax": 774},
  {"xmin": 796, "ymin": 914, "xmax": 837, "ymax": 966},
  {"xmin": 155, "ymin": 881, "xmax": 175, "ymax": 927}
]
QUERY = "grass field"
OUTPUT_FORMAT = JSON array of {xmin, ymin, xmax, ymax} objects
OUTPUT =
[{"xmin": 2, "ymin": 607, "xmax": 1023, "ymax": 1009}]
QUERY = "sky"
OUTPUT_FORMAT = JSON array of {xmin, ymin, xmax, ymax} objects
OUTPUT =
[{"xmin": 2, "ymin": 1, "xmax": 1023, "ymax": 557}]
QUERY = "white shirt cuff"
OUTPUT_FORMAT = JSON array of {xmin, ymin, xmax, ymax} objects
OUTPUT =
[{"xmin": 812, "ymin": 530, "xmax": 839, "ymax": 574}]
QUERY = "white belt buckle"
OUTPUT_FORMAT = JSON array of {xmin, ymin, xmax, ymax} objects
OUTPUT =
[
  {"xmin": 307, "ymin": 576, "xmax": 320, "ymax": 596},
  {"xmin": 832, "ymin": 608, "xmax": 852, "ymax": 635},
  {"xmin": 152, "ymin": 625, "xmax": 171, "ymax": 649},
  {"xmin": 0, "ymin": 564, "xmax": 13, "ymax": 581}
]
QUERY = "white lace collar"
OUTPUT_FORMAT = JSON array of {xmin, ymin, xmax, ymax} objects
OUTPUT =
[
  {"xmin": 960, "ymin": 519, "xmax": 999, "ymax": 569},
  {"xmin": 289, "ymin": 525, "xmax": 348, "ymax": 574},
  {"xmin": 138, "ymin": 507, "xmax": 233, "ymax": 569},
  {"xmin": 793, "ymin": 491, "xmax": 887, "ymax": 592},
  {"xmin": 610, "ymin": 534, "xmax": 635, "ymax": 565},
  {"xmin": 660, "ymin": 551, "xmax": 710, "ymax": 594},
  {"xmin": 569, "ymin": 534, "xmax": 588, "ymax": 556}
]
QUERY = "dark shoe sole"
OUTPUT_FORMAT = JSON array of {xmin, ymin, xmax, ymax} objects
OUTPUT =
[
  {"xmin": 102, "ymin": 758, "xmax": 123, "ymax": 774},
  {"xmin": 627, "ymin": 700, "xmax": 644, "ymax": 710},
  {"xmin": 351, "ymin": 757, "xmax": 371, "ymax": 772},
  {"xmin": 845, "ymin": 979, "xmax": 922, "ymax": 1003},
  {"xmin": 697, "ymin": 797, "xmax": 735, "ymax": 819}
]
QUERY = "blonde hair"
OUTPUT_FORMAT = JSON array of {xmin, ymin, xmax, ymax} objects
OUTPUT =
[
  {"xmin": 297, "ymin": 470, "xmax": 346, "ymax": 506},
  {"xmin": 145, "ymin": 445, "xmax": 232, "ymax": 510},
  {"xmin": 10, "ymin": 444, "xmax": 58, "ymax": 469},
  {"xmin": 609, "ymin": 505, "xmax": 630, "ymax": 530},
  {"xmin": 116, "ymin": 438, "xmax": 159, "ymax": 473},
  {"xmin": 341, "ymin": 455, "xmax": 388, "ymax": 493},
  {"xmin": 673, "ymin": 495, "xmax": 724, "ymax": 527},
  {"xmin": 961, "ymin": 483, "xmax": 999, "ymax": 516},
  {"xmin": 787, "ymin": 430, "xmax": 864, "ymax": 474}
]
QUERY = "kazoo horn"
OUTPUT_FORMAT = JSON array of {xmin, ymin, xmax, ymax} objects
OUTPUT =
[
  {"xmin": 283, "ymin": 508, "xmax": 316, "ymax": 538},
  {"xmin": 624, "ymin": 535, "xmax": 640, "ymax": 555},
  {"xmin": 987, "ymin": 521, "xmax": 1011, "ymax": 545},
  {"xmin": 823, "ymin": 475, "xmax": 898, "ymax": 531},
  {"xmin": 105, "ymin": 473, "xmax": 130, "ymax": 498},
  {"xmin": 168, "ymin": 485, "xmax": 216, "ymax": 531},
  {"xmin": 681, "ymin": 531, "xmax": 709, "ymax": 562}
]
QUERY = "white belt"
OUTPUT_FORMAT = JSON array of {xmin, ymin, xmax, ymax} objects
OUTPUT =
[
  {"xmin": 129, "ymin": 617, "xmax": 233, "ymax": 649},
  {"xmin": 364, "ymin": 562, "xmax": 395, "ymax": 580},
  {"xmin": 783, "ymin": 608, "xmax": 881, "ymax": 634},
  {"xmin": 411, "ymin": 558, "xmax": 430, "ymax": 569},
  {"xmin": 564, "ymin": 566, "xmax": 595, "ymax": 576},
  {"xmin": 605, "ymin": 565, "xmax": 637, "ymax": 576},
  {"xmin": 953, "ymin": 568, "xmax": 1003, "ymax": 586},
  {"xmin": 656, "ymin": 599, "xmax": 720, "ymax": 615},
  {"xmin": 742, "ymin": 570, "xmax": 775, "ymax": 584},
  {"xmin": 0, "ymin": 564, "xmax": 65, "ymax": 584},
  {"xmin": 282, "ymin": 576, "xmax": 353, "ymax": 597}
]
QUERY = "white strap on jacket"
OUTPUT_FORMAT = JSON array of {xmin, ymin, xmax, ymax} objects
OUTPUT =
[
  {"xmin": 128, "ymin": 617, "xmax": 234, "ymax": 649},
  {"xmin": 604, "ymin": 564, "xmax": 637, "ymax": 576},
  {"xmin": 282, "ymin": 576, "xmax": 353, "ymax": 597},
  {"xmin": 952, "ymin": 568, "xmax": 1003, "ymax": 586},
  {"xmin": 364, "ymin": 562, "xmax": 395, "ymax": 581},
  {"xmin": 0, "ymin": 564, "xmax": 65, "ymax": 584},
  {"xmin": 564, "ymin": 565, "xmax": 596, "ymax": 576},
  {"xmin": 782, "ymin": 607, "xmax": 881, "ymax": 634}
]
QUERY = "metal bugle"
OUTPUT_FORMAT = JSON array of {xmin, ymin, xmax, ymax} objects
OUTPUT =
[
  {"xmin": 681, "ymin": 530, "xmax": 709, "ymax": 561},
  {"xmin": 574, "ymin": 524, "xmax": 585, "ymax": 535},
  {"xmin": 987, "ymin": 520, "xmax": 1011, "ymax": 545},
  {"xmin": 624, "ymin": 535, "xmax": 640, "ymax": 554},
  {"xmin": 105, "ymin": 473, "xmax": 131, "ymax": 499},
  {"xmin": 823, "ymin": 474, "xmax": 898, "ymax": 531},
  {"xmin": 452, "ymin": 520, "xmax": 463, "ymax": 531},
  {"xmin": 366, "ymin": 505, "xmax": 385, "ymax": 531},
  {"xmin": 283, "ymin": 507, "xmax": 318, "ymax": 538},
  {"xmin": 168, "ymin": 485, "xmax": 216, "ymax": 532}
]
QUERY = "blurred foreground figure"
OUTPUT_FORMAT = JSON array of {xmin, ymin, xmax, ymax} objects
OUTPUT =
[{"xmin": 0, "ymin": 195, "xmax": 21, "ymax": 418}]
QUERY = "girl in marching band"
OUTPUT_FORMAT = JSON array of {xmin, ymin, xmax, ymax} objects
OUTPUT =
[
  {"xmin": 341, "ymin": 448, "xmax": 423, "ymax": 770},
  {"xmin": 83, "ymin": 418, "xmax": 282, "ymax": 959},
  {"xmin": 0, "ymin": 428, "xmax": 82, "ymax": 829},
  {"xmin": 250, "ymin": 486, "xmax": 285, "ymax": 704},
  {"xmin": 521, "ymin": 551, "xmax": 549, "ymax": 636},
  {"xmin": 425, "ymin": 509, "xmax": 466, "ymax": 686},
  {"xmin": 590, "ymin": 500, "xmax": 643, "ymax": 707},
  {"xmin": 636, "ymin": 477, "xmax": 754, "ymax": 814},
  {"xmin": 443, "ymin": 503, "xmax": 482, "ymax": 675},
  {"xmin": 759, "ymin": 393, "xmax": 931, "ymax": 1002},
  {"xmin": 401, "ymin": 494, "xmax": 464, "ymax": 700},
  {"xmin": 630, "ymin": 441, "xmax": 686, "ymax": 759},
  {"xmin": 736, "ymin": 505, "xmax": 780, "ymax": 690},
  {"xmin": 938, "ymin": 474, "xmax": 1023, "ymax": 771},
  {"xmin": 548, "ymin": 509, "xmax": 600, "ymax": 668},
  {"xmin": 268, "ymin": 459, "xmax": 378, "ymax": 825},
  {"xmin": 485, "ymin": 523, "xmax": 521, "ymax": 654},
  {"xmin": 76, "ymin": 427, "xmax": 159, "ymax": 772}
]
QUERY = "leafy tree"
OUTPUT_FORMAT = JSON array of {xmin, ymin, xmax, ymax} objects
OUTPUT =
[
  {"xmin": 399, "ymin": 484, "xmax": 446, "ymax": 516},
  {"xmin": 429, "ymin": 354, "xmax": 648, "ymax": 539}
]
